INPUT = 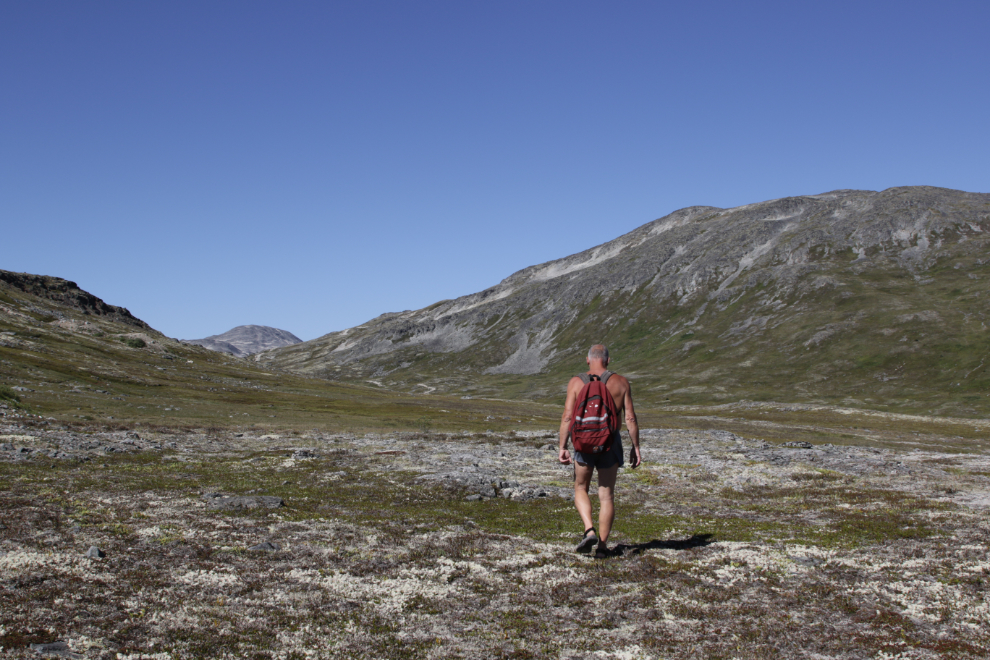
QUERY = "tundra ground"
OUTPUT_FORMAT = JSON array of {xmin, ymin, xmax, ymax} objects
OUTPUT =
[{"xmin": 1, "ymin": 414, "xmax": 988, "ymax": 659}]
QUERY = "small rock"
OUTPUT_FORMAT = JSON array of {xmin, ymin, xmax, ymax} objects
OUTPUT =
[
  {"xmin": 249, "ymin": 542, "xmax": 280, "ymax": 551},
  {"xmin": 789, "ymin": 555, "xmax": 823, "ymax": 567},
  {"xmin": 783, "ymin": 441, "xmax": 814, "ymax": 449},
  {"xmin": 29, "ymin": 641, "xmax": 82, "ymax": 658},
  {"xmin": 292, "ymin": 449, "xmax": 316, "ymax": 458},
  {"xmin": 201, "ymin": 493, "xmax": 285, "ymax": 510},
  {"xmin": 71, "ymin": 525, "xmax": 81, "ymax": 533},
  {"xmin": 85, "ymin": 546, "xmax": 105, "ymax": 559},
  {"xmin": 464, "ymin": 494, "xmax": 482, "ymax": 501}
]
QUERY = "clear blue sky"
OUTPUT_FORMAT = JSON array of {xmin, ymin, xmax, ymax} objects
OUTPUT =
[{"xmin": 2, "ymin": 1, "xmax": 987, "ymax": 341}]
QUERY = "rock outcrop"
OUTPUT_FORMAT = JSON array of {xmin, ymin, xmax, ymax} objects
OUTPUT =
[{"xmin": 0, "ymin": 270, "xmax": 149, "ymax": 329}]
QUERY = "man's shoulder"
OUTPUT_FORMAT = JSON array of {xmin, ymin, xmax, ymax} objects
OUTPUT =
[
  {"xmin": 605, "ymin": 372, "xmax": 631, "ymax": 396},
  {"xmin": 606, "ymin": 371, "xmax": 629, "ymax": 385}
]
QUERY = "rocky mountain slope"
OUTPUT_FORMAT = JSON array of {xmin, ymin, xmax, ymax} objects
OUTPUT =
[
  {"xmin": 184, "ymin": 325, "xmax": 302, "ymax": 357},
  {"xmin": 264, "ymin": 186, "xmax": 990, "ymax": 417}
]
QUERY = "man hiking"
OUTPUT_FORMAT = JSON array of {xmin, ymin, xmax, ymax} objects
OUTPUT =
[{"xmin": 559, "ymin": 344, "xmax": 641, "ymax": 558}]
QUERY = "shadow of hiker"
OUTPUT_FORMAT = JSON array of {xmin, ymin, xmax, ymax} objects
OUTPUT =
[{"xmin": 611, "ymin": 533, "xmax": 715, "ymax": 557}]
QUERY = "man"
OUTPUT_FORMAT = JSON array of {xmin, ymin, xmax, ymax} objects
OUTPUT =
[{"xmin": 559, "ymin": 344, "xmax": 641, "ymax": 558}]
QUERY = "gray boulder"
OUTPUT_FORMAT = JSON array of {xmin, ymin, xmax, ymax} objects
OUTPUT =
[{"xmin": 201, "ymin": 493, "xmax": 285, "ymax": 510}]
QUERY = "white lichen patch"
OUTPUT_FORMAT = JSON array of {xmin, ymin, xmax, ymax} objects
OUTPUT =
[
  {"xmin": 135, "ymin": 526, "xmax": 164, "ymax": 538},
  {"xmin": 174, "ymin": 568, "xmax": 242, "ymax": 589}
]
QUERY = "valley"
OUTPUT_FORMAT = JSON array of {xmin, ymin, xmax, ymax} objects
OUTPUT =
[{"xmin": 2, "ymin": 186, "xmax": 990, "ymax": 658}]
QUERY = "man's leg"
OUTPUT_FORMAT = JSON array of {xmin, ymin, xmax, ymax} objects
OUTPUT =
[
  {"xmin": 573, "ymin": 461, "xmax": 596, "ymax": 533},
  {"xmin": 596, "ymin": 465, "xmax": 619, "ymax": 543}
]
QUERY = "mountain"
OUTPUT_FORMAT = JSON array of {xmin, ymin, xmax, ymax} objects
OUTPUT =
[
  {"xmin": 2, "ymin": 270, "xmax": 500, "ymax": 432},
  {"xmin": 263, "ymin": 186, "xmax": 990, "ymax": 417},
  {"xmin": 184, "ymin": 325, "xmax": 302, "ymax": 357}
]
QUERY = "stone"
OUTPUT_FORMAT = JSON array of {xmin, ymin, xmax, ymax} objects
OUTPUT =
[
  {"xmin": 85, "ymin": 546, "xmax": 104, "ymax": 559},
  {"xmin": 464, "ymin": 494, "xmax": 482, "ymax": 501},
  {"xmin": 201, "ymin": 493, "xmax": 285, "ymax": 510},
  {"xmin": 783, "ymin": 441, "xmax": 814, "ymax": 449},
  {"xmin": 249, "ymin": 542, "xmax": 279, "ymax": 551},
  {"xmin": 789, "ymin": 555, "xmax": 823, "ymax": 567},
  {"xmin": 29, "ymin": 641, "xmax": 82, "ymax": 658}
]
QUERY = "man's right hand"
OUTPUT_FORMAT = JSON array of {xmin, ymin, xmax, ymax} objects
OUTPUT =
[
  {"xmin": 629, "ymin": 446, "xmax": 642, "ymax": 469},
  {"xmin": 558, "ymin": 448, "xmax": 572, "ymax": 465}
]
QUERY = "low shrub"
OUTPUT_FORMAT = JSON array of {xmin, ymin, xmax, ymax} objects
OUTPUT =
[
  {"xmin": 123, "ymin": 337, "xmax": 146, "ymax": 349},
  {"xmin": 0, "ymin": 384, "xmax": 21, "ymax": 403}
]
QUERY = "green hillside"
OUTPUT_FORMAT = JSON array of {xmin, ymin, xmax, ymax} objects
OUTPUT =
[{"xmin": 0, "ymin": 271, "xmax": 558, "ymax": 433}]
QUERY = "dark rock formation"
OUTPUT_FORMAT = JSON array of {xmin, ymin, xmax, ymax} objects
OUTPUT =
[{"xmin": 0, "ymin": 270, "xmax": 149, "ymax": 329}]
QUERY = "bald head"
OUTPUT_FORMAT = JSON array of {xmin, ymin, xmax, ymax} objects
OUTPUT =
[{"xmin": 587, "ymin": 344, "xmax": 609, "ymax": 362}]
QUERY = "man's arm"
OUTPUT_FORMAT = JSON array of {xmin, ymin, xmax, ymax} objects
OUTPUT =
[
  {"xmin": 624, "ymin": 383, "xmax": 641, "ymax": 468},
  {"xmin": 558, "ymin": 377, "xmax": 581, "ymax": 465}
]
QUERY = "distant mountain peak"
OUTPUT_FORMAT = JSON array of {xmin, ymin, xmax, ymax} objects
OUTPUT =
[{"xmin": 183, "ymin": 325, "xmax": 301, "ymax": 357}]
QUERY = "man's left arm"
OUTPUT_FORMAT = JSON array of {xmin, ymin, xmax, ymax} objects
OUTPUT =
[{"xmin": 558, "ymin": 379, "xmax": 579, "ymax": 465}]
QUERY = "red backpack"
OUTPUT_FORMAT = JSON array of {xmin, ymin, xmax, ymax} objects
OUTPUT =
[{"xmin": 570, "ymin": 371, "xmax": 620, "ymax": 454}]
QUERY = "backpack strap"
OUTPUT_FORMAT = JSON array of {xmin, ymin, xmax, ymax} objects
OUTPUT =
[{"xmin": 578, "ymin": 371, "xmax": 613, "ymax": 384}]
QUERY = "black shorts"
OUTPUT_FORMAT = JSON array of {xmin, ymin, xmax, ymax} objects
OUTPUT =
[{"xmin": 574, "ymin": 433, "xmax": 624, "ymax": 470}]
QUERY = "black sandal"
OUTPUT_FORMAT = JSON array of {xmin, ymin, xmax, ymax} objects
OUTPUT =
[
  {"xmin": 594, "ymin": 543, "xmax": 612, "ymax": 559},
  {"xmin": 575, "ymin": 528, "xmax": 598, "ymax": 554}
]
